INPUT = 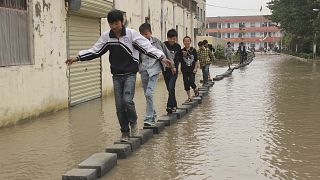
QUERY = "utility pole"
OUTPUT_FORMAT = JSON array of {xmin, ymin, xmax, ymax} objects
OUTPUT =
[{"xmin": 312, "ymin": 8, "xmax": 319, "ymax": 59}]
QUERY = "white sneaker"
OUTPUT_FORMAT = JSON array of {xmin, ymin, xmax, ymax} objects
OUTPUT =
[{"xmin": 120, "ymin": 132, "xmax": 130, "ymax": 142}]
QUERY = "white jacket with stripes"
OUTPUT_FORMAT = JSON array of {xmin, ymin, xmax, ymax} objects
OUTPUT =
[{"xmin": 78, "ymin": 27, "xmax": 165, "ymax": 75}]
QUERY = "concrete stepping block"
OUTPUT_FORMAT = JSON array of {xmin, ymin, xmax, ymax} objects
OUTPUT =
[
  {"xmin": 62, "ymin": 168, "xmax": 97, "ymax": 180},
  {"xmin": 205, "ymin": 82, "xmax": 214, "ymax": 87},
  {"xmin": 192, "ymin": 96, "xmax": 202, "ymax": 104},
  {"xmin": 198, "ymin": 90, "xmax": 208, "ymax": 96},
  {"xmin": 198, "ymin": 87, "xmax": 209, "ymax": 91},
  {"xmin": 172, "ymin": 109, "xmax": 187, "ymax": 119},
  {"xmin": 179, "ymin": 104, "xmax": 193, "ymax": 113},
  {"xmin": 78, "ymin": 153, "xmax": 117, "ymax": 178},
  {"xmin": 114, "ymin": 138, "xmax": 141, "ymax": 152},
  {"xmin": 213, "ymin": 75, "xmax": 224, "ymax": 81},
  {"xmin": 143, "ymin": 121, "xmax": 166, "ymax": 134},
  {"xmin": 198, "ymin": 92, "xmax": 207, "ymax": 98},
  {"xmin": 157, "ymin": 115, "xmax": 177, "ymax": 126},
  {"xmin": 199, "ymin": 89, "xmax": 208, "ymax": 93},
  {"xmin": 105, "ymin": 144, "xmax": 132, "ymax": 159},
  {"xmin": 130, "ymin": 129, "xmax": 153, "ymax": 144},
  {"xmin": 182, "ymin": 100, "xmax": 198, "ymax": 108}
]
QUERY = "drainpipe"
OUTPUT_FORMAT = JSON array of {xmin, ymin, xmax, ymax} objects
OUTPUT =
[
  {"xmin": 161, "ymin": 0, "xmax": 165, "ymax": 41},
  {"xmin": 113, "ymin": 0, "xmax": 120, "ymax": 10},
  {"xmin": 141, "ymin": 0, "xmax": 146, "ymax": 23},
  {"xmin": 183, "ymin": 8, "xmax": 187, "ymax": 36},
  {"xmin": 173, "ymin": 3, "xmax": 177, "ymax": 28}
]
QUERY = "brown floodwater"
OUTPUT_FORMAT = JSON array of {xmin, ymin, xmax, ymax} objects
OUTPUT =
[{"xmin": 0, "ymin": 55, "xmax": 320, "ymax": 180}]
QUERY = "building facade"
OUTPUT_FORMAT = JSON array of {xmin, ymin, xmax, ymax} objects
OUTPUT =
[
  {"xmin": 0, "ymin": 0, "xmax": 205, "ymax": 127},
  {"xmin": 206, "ymin": 16, "xmax": 282, "ymax": 51}
]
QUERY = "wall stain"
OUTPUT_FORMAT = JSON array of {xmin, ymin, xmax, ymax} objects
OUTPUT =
[
  {"xmin": 42, "ymin": 0, "xmax": 51, "ymax": 12},
  {"xmin": 35, "ymin": 2, "xmax": 41, "ymax": 18}
]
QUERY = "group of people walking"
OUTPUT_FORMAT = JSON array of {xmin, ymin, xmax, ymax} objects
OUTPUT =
[{"xmin": 65, "ymin": 10, "xmax": 222, "ymax": 141}]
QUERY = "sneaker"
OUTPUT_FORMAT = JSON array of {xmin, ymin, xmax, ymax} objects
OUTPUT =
[
  {"xmin": 130, "ymin": 123, "xmax": 138, "ymax": 137},
  {"xmin": 120, "ymin": 132, "xmax": 130, "ymax": 142},
  {"xmin": 144, "ymin": 118, "xmax": 156, "ymax": 126},
  {"xmin": 153, "ymin": 114, "xmax": 158, "ymax": 122},
  {"xmin": 166, "ymin": 108, "xmax": 172, "ymax": 114}
]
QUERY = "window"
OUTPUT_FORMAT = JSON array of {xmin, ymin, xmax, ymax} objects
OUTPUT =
[
  {"xmin": 250, "ymin": 32, "xmax": 256, "ymax": 38},
  {"xmin": 239, "ymin": 22, "xmax": 245, "ymax": 29},
  {"xmin": 227, "ymin": 33, "xmax": 231, "ymax": 38},
  {"xmin": 0, "ymin": 0, "xmax": 27, "ymax": 10},
  {"xmin": 227, "ymin": 23, "xmax": 231, "ymax": 28},
  {"xmin": 250, "ymin": 22, "xmax": 255, "ymax": 27},
  {"xmin": 250, "ymin": 43, "xmax": 256, "ymax": 48},
  {"xmin": 231, "ymin": 33, "xmax": 234, "ymax": 38},
  {"xmin": 218, "ymin": 23, "xmax": 222, "ymax": 29},
  {"xmin": 0, "ymin": 0, "xmax": 31, "ymax": 67},
  {"xmin": 197, "ymin": 7, "xmax": 199, "ymax": 19},
  {"xmin": 209, "ymin": 22, "xmax": 217, "ymax": 29}
]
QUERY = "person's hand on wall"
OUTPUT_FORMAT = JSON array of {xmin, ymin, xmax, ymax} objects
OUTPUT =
[{"xmin": 65, "ymin": 57, "xmax": 79, "ymax": 66}]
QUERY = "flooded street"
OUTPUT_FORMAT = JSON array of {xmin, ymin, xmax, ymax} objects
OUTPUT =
[{"xmin": 1, "ymin": 55, "xmax": 320, "ymax": 180}]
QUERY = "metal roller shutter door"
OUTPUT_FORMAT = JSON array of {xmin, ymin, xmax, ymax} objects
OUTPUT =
[{"xmin": 68, "ymin": 15, "xmax": 101, "ymax": 106}]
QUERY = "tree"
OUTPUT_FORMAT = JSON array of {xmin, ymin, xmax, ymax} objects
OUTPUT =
[{"xmin": 267, "ymin": 0, "xmax": 320, "ymax": 56}]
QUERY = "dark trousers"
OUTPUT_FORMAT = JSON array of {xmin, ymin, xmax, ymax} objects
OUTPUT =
[
  {"xmin": 182, "ymin": 72, "xmax": 196, "ymax": 91},
  {"xmin": 240, "ymin": 54, "xmax": 247, "ymax": 64},
  {"xmin": 162, "ymin": 70, "xmax": 177, "ymax": 109}
]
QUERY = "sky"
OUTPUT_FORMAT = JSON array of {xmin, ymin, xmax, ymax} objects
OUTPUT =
[{"xmin": 205, "ymin": 0, "xmax": 272, "ymax": 17}]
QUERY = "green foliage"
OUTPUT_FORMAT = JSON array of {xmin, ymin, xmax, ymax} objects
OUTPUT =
[
  {"xmin": 215, "ymin": 44, "xmax": 225, "ymax": 59},
  {"xmin": 268, "ymin": 0, "xmax": 320, "ymax": 55}
]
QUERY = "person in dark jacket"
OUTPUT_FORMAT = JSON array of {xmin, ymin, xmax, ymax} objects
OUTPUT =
[
  {"xmin": 237, "ymin": 42, "xmax": 247, "ymax": 64},
  {"xmin": 181, "ymin": 36, "xmax": 199, "ymax": 102},
  {"xmin": 65, "ymin": 10, "xmax": 172, "ymax": 142},
  {"xmin": 203, "ymin": 39, "xmax": 215, "ymax": 53},
  {"xmin": 163, "ymin": 29, "xmax": 182, "ymax": 113}
]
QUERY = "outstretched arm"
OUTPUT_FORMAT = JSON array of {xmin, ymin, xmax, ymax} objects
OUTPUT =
[
  {"xmin": 131, "ymin": 30, "xmax": 171, "ymax": 67},
  {"xmin": 66, "ymin": 32, "xmax": 109, "ymax": 65}
]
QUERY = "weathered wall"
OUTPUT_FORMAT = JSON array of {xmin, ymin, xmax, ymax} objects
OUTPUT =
[{"xmin": 0, "ymin": 0, "xmax": 68, "ymax": 127}]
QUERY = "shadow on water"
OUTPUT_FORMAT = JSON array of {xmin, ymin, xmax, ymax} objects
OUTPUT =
[{"xmin": 1, "ymin": 55, "xmax": 320, "ymax": 180}]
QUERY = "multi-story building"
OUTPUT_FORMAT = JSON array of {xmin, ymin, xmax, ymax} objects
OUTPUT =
[
  {"xmin": 195, "ymin": 0, "xmax": 206, "ymax": 36},
  {"xmin": 206, "ymin": 16, "xmax": 282, "ymax": 51}
]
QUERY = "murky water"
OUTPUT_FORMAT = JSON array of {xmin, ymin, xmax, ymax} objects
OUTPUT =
[{"xmin": 1, "ymin": 55, "xmax": 320, "ymax": 180}]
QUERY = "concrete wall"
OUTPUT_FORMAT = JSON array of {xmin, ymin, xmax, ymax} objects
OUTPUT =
[{"xmin": 0, "ymin": 0, "xmax": 68, "ymax": 127}]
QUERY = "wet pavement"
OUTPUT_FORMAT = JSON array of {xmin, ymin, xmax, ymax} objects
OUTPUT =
[{"xmin": 1, "ymin": 55, "xmax": 320, "ymax": 180}]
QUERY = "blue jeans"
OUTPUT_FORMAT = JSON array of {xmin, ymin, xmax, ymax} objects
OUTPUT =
[
  {"xmin": 113, "ymin": 73, "xmax": 138, "ymax": 133},
  {"xmin": 162, "ymin": 70, "xmax": 177, "ymax": 109},
  {"xmin": 140, "ymin": 71, "xmax": 159, "ymax": 119},
  {"xmin": 201, "ymin": 64, "xmax": 210, "ymax": 84}
]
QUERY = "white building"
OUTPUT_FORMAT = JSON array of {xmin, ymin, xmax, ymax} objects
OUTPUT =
[{"xmin": 0, "ymin": 0, "xmax": 205, "ymax": 127}]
